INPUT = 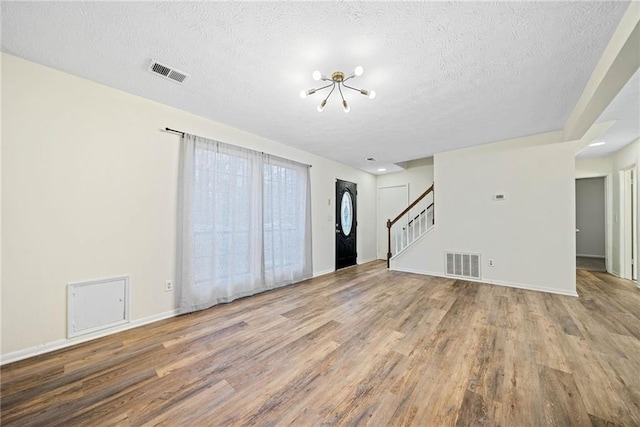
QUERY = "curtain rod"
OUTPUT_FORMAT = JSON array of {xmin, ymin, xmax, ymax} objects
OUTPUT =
[
  {"xmin": 163, "ymin": 127, "xmax": 312, "ymax": 167},
  {"xmin": 165, "ymin": 127, "xmax": 185, "ymax": 136}
]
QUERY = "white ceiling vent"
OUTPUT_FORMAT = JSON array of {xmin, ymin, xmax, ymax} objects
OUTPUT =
[
  {"xmin": 445, "ymin": 252, "xmax": 481, "ymax": 280},
  {"xmin": 148, "ymin": 59, "xmax": 189, "ymax": 84}
]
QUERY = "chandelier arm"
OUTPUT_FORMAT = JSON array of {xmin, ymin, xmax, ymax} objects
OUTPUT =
[
  {"xmin": 338, "ymin": 83, "xmax": 346, "ymax": 102},
  {"xmin": 343, "ymin": 74, "xmax": 357, "ymax": 82},
  {"xmin": 323, "ymin": 83, "xmax": 336, "ymax": 101},
  {"xmin": 313, "ymin": 82, "xmax": 335, "ymax": 92},
  {"xmin": 342, "ymin": 83, "xmax": 364, "ymax": 92}
]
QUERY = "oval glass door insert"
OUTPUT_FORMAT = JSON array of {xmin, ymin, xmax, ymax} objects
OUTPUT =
[{"xmin": 341, "ymin": 191, "xmax": 353, "ymax": 236}]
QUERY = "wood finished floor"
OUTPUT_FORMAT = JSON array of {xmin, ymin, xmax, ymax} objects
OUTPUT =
[{"xmin": 2, "ymin": 261, "xmax": 640, "ymax": 426}]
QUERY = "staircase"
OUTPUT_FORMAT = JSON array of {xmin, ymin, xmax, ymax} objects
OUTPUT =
[{"xmin": 386, "ymin": 184, "xmax": 434, "ymax": 267}]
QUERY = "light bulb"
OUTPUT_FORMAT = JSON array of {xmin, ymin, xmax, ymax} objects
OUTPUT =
[
  {"xmin": 354, "ymin": 66, "xmax": 364, "ymax": 76},
  {"xmin": 312, "ymin": 70, "xmax": 322, "ymax": 81},
  {"xmin": 368, "ymin": 90, "xmax": 376, "ymax": 99},
  {"xmin": 343, "ymin": 100, "xmax": 350, "ymax": 113},
  {"xmin": 317, "ymin": 99, "xmax": 327, "ymax": 112},
  {"xmin": 301, "ymin": 88, "xmax": 316, "ymax": 99}
]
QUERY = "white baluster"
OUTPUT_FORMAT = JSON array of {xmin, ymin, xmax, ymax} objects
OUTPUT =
[
  {"xmin": 404, "ymin": 226, "xmax": 408, "ymax": 250},
  {"xmin": 395, "ymin": 228, "xmax": 399, "ymax": 253}
]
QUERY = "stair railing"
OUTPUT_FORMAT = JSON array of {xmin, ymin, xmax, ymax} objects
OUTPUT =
[{"xmin": 386, "ymin": 184, "xmax": 434, "ymax": 268}]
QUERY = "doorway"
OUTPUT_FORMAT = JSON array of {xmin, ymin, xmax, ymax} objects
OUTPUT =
[
  {"xmin": 336, "ymin": 179, "xmax": 357, "ymax": 270},
  {"xmin": 575, "ymin": 177, "xmax": 607, "ymax": 272},
  {"xmin": 377, "ymin": 185, "xmax": 409, "ymax": 260}
]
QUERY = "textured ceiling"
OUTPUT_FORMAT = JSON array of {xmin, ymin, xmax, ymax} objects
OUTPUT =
[
  {"xmin": 577, "ymin": 68, "xmax": 640, "ymax": 159},
  {"xmin": 0, "ymin": 1, "xmax": 630, "ymax": 173}
]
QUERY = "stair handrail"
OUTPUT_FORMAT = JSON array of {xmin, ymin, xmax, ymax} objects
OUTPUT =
[{"xmin": 386, "ymin": 184, "xmax": 434, "ymax": 267}]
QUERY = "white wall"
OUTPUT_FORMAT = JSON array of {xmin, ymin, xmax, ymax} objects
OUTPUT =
[
  {"xmin": 392, "ymin": 133, "xmax": 579, "ymax": 296},
  {"xmin": 377, "ymin": 158, "xmax": 434, "ymax": 203},
  {"xmin": 576, "ymin": 177, "xmax": 606, "ymax": 257},
  {"xmin": 575, "ymin": 157, "xmax": 614, "ymax": 178},
  {"xmin": 1, "ymin": 54, "xmax": 377, "ymax": 360}
]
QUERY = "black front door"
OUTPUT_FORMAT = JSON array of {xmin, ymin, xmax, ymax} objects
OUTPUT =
[{"xmin": 336, "ymin": 179, "xmax": 357, "ymax": 270}]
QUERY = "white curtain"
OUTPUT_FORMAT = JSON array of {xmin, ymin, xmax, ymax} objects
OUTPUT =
[
  {"xmin": 178, "ymin": 134, "xmax": 312, "ymax": 314},
  {"xmin": 263, "ymin": 154, "xmax": 313, "ymax": 287}
]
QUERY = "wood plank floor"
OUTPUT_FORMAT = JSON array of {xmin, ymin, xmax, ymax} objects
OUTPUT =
[{"xmin": 2, "ymin": 261, "xmax": 640, "ymax": 426}]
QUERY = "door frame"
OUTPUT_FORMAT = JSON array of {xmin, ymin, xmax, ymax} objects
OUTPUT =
[
  {"xmin": 575, "ymin": 175, "xmax": 612, "ymax": 274},
  {"xmin": 622, "ymin": 165, "xmax": 637, "ymax": 281},
  {"xmin": 335, "ymin": 179, "xmax": 357, "ymax": 270}
]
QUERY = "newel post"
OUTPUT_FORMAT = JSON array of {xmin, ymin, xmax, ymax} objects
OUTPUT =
[{"xmin": 386, "ymin": 219, "xmax": 392, "ymax": 268}]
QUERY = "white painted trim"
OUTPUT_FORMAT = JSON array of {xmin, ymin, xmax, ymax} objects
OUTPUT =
[
  {"xmin": 605, "ymin": 174, "xmax": 613, "ymax": 275},
  {"xmin": 576, "ymin": 254, "xmax": 606, "ymax": 258},
  {"xmin": 391, "ymin": 266, "xmax": 579, "ymax": 297},
  {"xmin": 1, "ymin": 309, "xmax": 179, "ymax": 366},
  {"xmin": 312, "ymin": 268, "xmax": 335, "ymax": 278},
  {"xmin": 358, "ymin": 257, "xmax": 377, "ymax": 265},
  {"xmin": 622, "ymin": 165, "xmax": 638, "ymax": 281}
]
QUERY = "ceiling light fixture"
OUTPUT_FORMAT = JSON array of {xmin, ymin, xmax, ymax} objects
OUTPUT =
[
  {"xmin": 589, "ymin": 141, "xmax": 606, "ymax": 147},
  {"xmin": 300, "ymin": 66, "xmax": 376, "ymax": 113},
  {"xmin": 377, "ymin": 168, "xmax": 387, "ymax": 172}
]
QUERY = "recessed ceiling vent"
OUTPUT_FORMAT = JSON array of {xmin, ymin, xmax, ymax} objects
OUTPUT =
[{"xmin": 148, "ymin": 59, "xmax": 190, "ymax": 84}]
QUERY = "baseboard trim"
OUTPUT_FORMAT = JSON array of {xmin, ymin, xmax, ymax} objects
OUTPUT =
[
  {"xmin": 577, "ymin": 254, "xmax": 605, "ymax": 259},
  {"xmin": 1, "ymin": 309, "xmax": 180, "ymax": 366},
  {"xmin": 312, "ymin": 268, "xmax": 335, "ymax": 278},
  {"xmin": 391, "ymin": 266, "xmax": 579, "ymax": 298},
  {"xmin": 312, "ymin": 259, "xmax": 378, "ymax": 279}
]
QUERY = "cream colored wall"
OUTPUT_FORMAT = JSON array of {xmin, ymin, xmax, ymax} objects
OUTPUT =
[
  {"xmin": 377, "ymin": 158, "xmax": 434, "ymax": 202},
  {"xmin": 1, "ymin": 54, "xmax": 377, "ymax": 360},
  {"xmin": 575, "ymin": 157, "xmax": 614, "ymax": 178},
  {"xmin": 393, "ymin": 134, "xmax": 579, "ymax": 296}
]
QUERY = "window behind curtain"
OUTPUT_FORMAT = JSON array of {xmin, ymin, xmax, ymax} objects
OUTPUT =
[
  {"xmin": 178, "ymin": 134, "xmax": 312, "ymax": 314},
  {"xmin": 263, "ymin": 155, "xmax": 312, "ymax": 287}
]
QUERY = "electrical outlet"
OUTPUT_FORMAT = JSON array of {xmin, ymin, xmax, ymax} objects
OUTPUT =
[
  {"xmin": 488, "ymin": 259, "xmax": 495, "ymax": 267},
  {"xmin": 165, "ymin": 280, "xmax": 174, "ymax": 292}
]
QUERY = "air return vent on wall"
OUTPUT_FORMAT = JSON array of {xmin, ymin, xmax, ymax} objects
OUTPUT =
[
  {"xmin": 68, "ymin": 276, "xmax": 130, "ymax": 338},
  {"xmin": 148, "ymin": 59, "xmax": 190, "ymax": 84},
  {"xmin": 445, "ymin": 252, "xmax": 481, "ymax": 280}
]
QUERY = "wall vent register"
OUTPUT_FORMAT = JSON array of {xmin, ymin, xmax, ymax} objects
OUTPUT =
[
  {"xmin": 445, "ymin": 252, "xmax": 481, "ymax": 280},
  {"xmin": 67, "ymin": 276, "xmax": 130, "ymax": 338}
]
